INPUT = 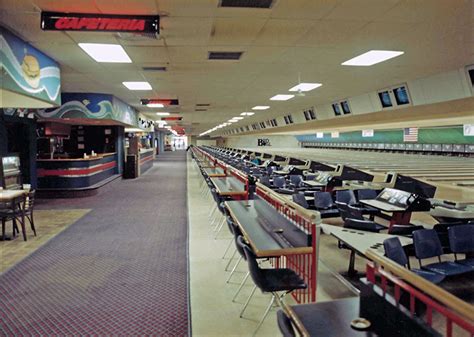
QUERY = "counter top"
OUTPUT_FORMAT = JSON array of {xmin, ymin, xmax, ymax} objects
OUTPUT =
[
  {"xmin": 37, "ymin": 152, "xmax": 117, "ymax": 162},
  {"xmin": 140, "ymin": 148, "xmax": 155, "ymax": 154}
]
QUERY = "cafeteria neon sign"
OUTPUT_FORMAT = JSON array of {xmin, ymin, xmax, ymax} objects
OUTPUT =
[{"xmin": 41, "ymin": 12, "xmax": 159, "ymax": 33}]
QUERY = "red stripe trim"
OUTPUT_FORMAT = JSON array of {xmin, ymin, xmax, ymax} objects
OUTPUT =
[
  {"xmin": 140, "ymin": 155, "xmax": 154, "ymax": 165},
  {"xmin": 38, "ymin": 161, "xmax": 116, "ymax": 177}
]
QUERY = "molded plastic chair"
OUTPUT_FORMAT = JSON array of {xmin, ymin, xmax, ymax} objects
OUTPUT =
[
  {"xmin": 335, "ymin": 201, "xmax": 364, "ymax": 221},
  {"xmin": 434, "ymin": 222, "xmax": 467, "ymax": 253},
  {"xmin": 238, "ymin": 237, "xmax": 307, "ymax": 336},
  {"xmin": 335, "ymin": 190, "xmax": 357, "ymax": 205},
  {"xmin": 313, "ymin": 192, "xmax": 339, "ymax": 218},
  {"xmin": 448, "ymin": 224, "xmax": 474, "ymax": 268},
  {"xmin": 267, "ymin": 166, "xmax": 276, "ymax": 175},
  {"xmin": 259, "ymin": 176, "xmax": 272, "ymax": 187},
  {"xmin": 276, "ymin": 310, "xmax": 296, "ymax": 337},
  {"xmin": 273, "ymin": 176, "xmax": 286, "ymax": 188},
  {"xmin": 337, "ymin": 189, "xmax": 379, "ymax": 218},
  {"xmin": 344, "ymin": 218, "xmax": 385, "ymax": 233},
  {"xmin": 383, "ymin": 237, "xmax": 445, "ymax": 284},
  {"xmin": 289, "ymin": 175, "xmax": 303, "ymax": 188},
  {"xmin": 413, "ymin": 229, "xmax": 473, "ymax": 276},
  {"xmin": 356, "ymin": 189, "xmax": 378, "ymax": 200},
  {"xmin": 292, "ymin": 193, "xmax": 310, "ymax": 209}
]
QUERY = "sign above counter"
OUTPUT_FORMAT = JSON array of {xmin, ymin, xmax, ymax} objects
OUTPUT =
[{"xmin": 40, "ymin": 12, "xmax": 160, "ymax": 34}]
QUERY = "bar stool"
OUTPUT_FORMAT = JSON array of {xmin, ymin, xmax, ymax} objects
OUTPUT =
[
  {"xmin": 237, "ymin": 236, "xmax": 307, "ymax": 336},
  {"xmin": 276, "ymin": 310, "xmax": 296, "ymax": 337}
]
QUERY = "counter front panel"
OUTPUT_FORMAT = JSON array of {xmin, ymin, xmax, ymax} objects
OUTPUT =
[
  {"xmin": 37, "ymin": 153, "xmax": 118, "ymax": 190},
  {"xmin": 139, "ymin": 149, "xmax": 154, "ymax": 174}
]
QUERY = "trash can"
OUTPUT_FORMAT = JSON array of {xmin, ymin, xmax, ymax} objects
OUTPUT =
[{"xmin": 124, "ymin": 154, "xmax": 138, "ymax": 179}]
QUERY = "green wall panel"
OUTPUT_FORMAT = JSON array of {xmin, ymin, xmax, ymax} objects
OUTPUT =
[{"xmin": 296, "ymin": 126, "xmax": 474, "ymax": 144}]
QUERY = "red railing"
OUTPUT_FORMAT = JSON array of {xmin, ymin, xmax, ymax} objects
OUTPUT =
[
  {"xmin": 366, "ymin": 250, "xmax": 474, "ymax": 337},
  {"xmin": 227, "ymin": 167, "xmax": 249, "ymax": 200},
  {"xmin": 256, "ymin": 183, "xmax": 319, "ymax": 303}
]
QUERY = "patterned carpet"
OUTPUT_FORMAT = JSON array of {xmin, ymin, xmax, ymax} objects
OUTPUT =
[{"xmin": 0, "ymin": 151, "xmax": 189, "ymax": 336}]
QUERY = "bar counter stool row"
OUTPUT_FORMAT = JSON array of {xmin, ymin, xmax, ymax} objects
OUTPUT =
[{"xmin": 194, "ymin": 151, "xmax": 306, "ymax": 336}]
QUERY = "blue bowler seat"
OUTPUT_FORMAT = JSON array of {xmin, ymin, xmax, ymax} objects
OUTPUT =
[
  {"xmin": 448, "ymin": 224, "xmax": 474, "ymax": 268},
  {"xmin": 413, "ymin": 229, "xmax": 473, "ymax": 276},
  {"xmin": 383, "ymin": 237, "xmax": 445, "ymax": 284}
]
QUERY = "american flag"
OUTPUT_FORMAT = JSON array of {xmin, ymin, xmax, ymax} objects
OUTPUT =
[{"xmin": 403, "ymin": 127, "xmax": 418, "ymax": 142}]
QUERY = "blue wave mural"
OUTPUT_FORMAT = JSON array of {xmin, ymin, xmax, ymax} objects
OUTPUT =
[
  {"xmin": 0, "ymin": 27, "xmax": 61, "ymax": 105},
  {"xmin": 36, "ymin": 93, "xmax": 139, "ymax": 127}
]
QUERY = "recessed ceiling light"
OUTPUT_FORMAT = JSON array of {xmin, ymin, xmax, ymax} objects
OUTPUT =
[
  {"xmin": 78, "ymin": 43, "xmax": 132, "ymax": 63},
  {"xmin": 156, "ymin": 112, "xmax": 170, "ymax": 116},
  {"xmin": 228, "ymin": 120, "xmax": 237, "ymax": 123},
  {"xmin": 233, "ymin": 117, "xmax": 244, "ymax": 120},
  {"xmin": 147, "ymin": 103, "xmax": 164, "ymax": 108},
  {"xmin": 241, "ymin": 112, "xmax": 255, "ymax": 116},
  {"xmin": 252, "ymin": 106, "xmax": 270, "ymax": 110},
  {"xmin": 270, "ymin": 94, "xmax": 294, "ymax": 101},
  {"xmin": 342, "ymin": 50, "xmax": 404, "ymax": 66},
  {"xmin": 123, "ymin": 81, "xmax": 152, "ymax": 90},
  {"xmin": 289, "ymin": 83, "xmax": 322, "ymax": 92}
]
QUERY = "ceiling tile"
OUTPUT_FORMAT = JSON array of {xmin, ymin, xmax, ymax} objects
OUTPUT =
[
  {"xmin": 252, "ymin": 19, "xmax": 316, "ymax": 46},
  {"xmin": 295, "ymin": 19, "xmax": 368, "ymax": 47},
  {"xmin": 161, "ymin": 17, "xmax": 213, "ymax": 46},
  {"xmin": 325, "ymin": 0, "xmax": 401, "ymax": 21},
  {"xmin": 94, "ymin": 0, "xmax": 158, "ymax": 14},
  {"xmin": 209, "ymin": 17, "xmax": 267, "ymax": 46},
  {"xmin": 124, "ymin": 46, "xmax": 170, "ymax": 63},
  {"xmin": 270, "ymin": 0, "xmax": 338, "ymax": 20},
  {"xmin": 33, "ymin": 0, "xmax": 100, "ymax": 12}
]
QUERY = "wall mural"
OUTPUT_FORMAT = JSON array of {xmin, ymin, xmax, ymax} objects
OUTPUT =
[
  {"xmin": 0, "ymin": 27, "xmax": 61, "ymax": 105},
  {"xmin": 35, "ymin": 93, "xmax": 139, "ymax": 127}
]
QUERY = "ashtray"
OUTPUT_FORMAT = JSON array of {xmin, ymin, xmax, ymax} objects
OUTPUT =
[{"xmin": 350, "ymin": 317, "xmax": 371, "ymax": 330}]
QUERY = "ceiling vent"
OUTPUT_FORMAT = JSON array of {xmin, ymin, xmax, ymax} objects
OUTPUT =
[
  {"xmin": 142, "ymin": 66, "xmax": 167, "ymax": 72},
  {"xmin": 219, "ymin": 0, "xmax": 274, "ymax": 8},
  {"xmin": 208, "ymin": 51, "xmax": 243, "ymax": 60},
  {"xmin": 196, "ymin": 103, "xmax": 211, "ymax": 107},
  {"xmin": 195, "ymin": 109, "xmax": 207, "ymax": 112}
]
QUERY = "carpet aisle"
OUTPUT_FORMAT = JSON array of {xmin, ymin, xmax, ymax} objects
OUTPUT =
[{"xmin": 0, "ymin": 151, "xmax": 189, "ymax": 336}]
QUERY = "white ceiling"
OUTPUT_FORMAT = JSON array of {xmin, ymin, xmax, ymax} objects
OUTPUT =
[{"xmin": 1, "ymin": 0, "xmax": 473, "ymax": 134}]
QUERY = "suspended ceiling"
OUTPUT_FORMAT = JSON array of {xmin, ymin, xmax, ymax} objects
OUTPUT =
[{"xmin": 1, "ymin": 0, "xmax": 473, "ymax": 134}]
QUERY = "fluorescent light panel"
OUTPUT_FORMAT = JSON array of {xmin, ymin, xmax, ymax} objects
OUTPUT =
[
  {"xmin": 252, "ymin": 106, "xmax": 270, "ymax": 110},
  {"xmin": 123, "ymin": 81, "xmax": 152, "ymax": 90},
  {"xmin": 241, "ymin": 112, "xmax": 254, "ymax": 116},
  {"xmin": 270, "ymin": 94, "xmax": 294, "ymax": 101},
  {"xmin": 147, "ymin": 103, "xmax": 164, "ymax": 108},
  {"xmin": 289, "ymin": 83, "xmax": 322, "ymax": 92},
  {"xmin": 233, "ymin": 117, "xmax": 244, "ymax": 120},
  {"xmin": 156, "ymin": 112, "xmax": 170, "ymax": 116},
  {"xmin": 78, "ymin": 43, "xmax": 132, "ymax": 63},
  {"xmin": 342, "ymin": 50, "xmax": 404, "ymax": 66}
]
